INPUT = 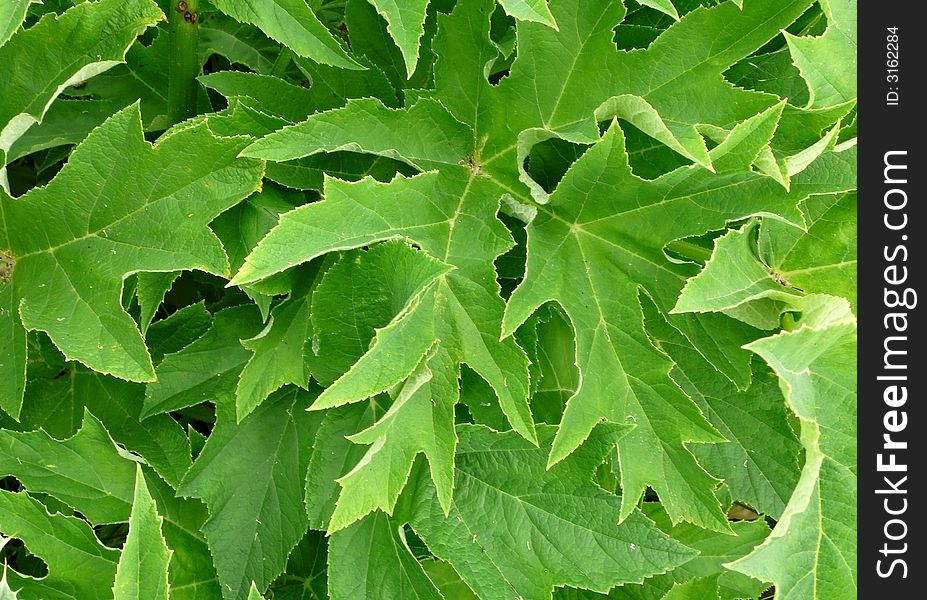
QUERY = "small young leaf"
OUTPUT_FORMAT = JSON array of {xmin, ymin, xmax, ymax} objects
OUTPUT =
[
  {"xmin": 0, "ymin": 490, "xmax": 119, "ymax": 599},
  {"xmin": 210, "ymin": 0, "xmax": 364, "ymax": 70},
  {"xmin": 112, "ymin": 465, "xmax": 171, "ymax": 600}
]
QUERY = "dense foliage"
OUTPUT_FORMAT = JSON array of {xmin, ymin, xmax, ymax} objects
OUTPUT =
[{"xmin": 0, "ymin": 0, "xmax": 856, "ymax": 599}]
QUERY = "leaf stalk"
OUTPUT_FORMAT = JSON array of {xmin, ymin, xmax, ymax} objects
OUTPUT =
[{"xmin": 167, "ymin": 0, "xmax": 201, "ymax": 124}]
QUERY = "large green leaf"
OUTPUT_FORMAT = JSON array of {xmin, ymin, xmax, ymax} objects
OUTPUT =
[
  {"xmin": 303, "ymin": 242, "xmax": 458, "ymax": 531},
  {"xmin": 0, "ymin": 103, "xmax": 263, "ymax": 418},
  {"xmin": 728, "ymin": 296, "xmax": 856, "ymax": 599},
  {"xmin": 502, "ymin": 109, "xmax": 852, "ymax": 531},
  {"xmin": 210, "ymin": 0, "xmax": 363, "ymax": 70},
  {"xmin": 238, "ymin": 100, "xmax": 538, "ymax": 454},
  {"xmin": 644, "ymin": 298, "xmax": 802, "ymax": 520},
  {"xmin": 0, "ymin": 410, "xmax": 135, "ymax": 524},
  {"xmin": 0, "ymin": 0, "xmax": 161, "ymax": 182},
  {"xmin": 396, "ymin": 424, "xmax": 696, "ymax": 600},
  {"xmin": 177, "ymin": 388, "xmax": 320, "ymax": 600}
]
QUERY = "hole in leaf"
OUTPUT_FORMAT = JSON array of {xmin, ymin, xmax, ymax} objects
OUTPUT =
[
  {"xmin": 1, "ymin": 538, "xmax": 49, "ymax": 579},
  {"xmin": 613, "ymin": 120, "xmax": 691, "ymax": 180},
  {"xmin": 170, "ymin": 401, "xmax": 216, "ymax": 437},
  {"xmin": 522, "ymin": 137, "xmax": 590, "ymax": 195},
  {"xmin": 0, "ymin": 476, "xmax": 21, "ymax": 493},
  {"xmin": 494, "ymin": 213, "xmax": 526, "ymax": 299},
  {"xmin": 94, "ymin": 522, "xmax": 129, "ymax": 550}
]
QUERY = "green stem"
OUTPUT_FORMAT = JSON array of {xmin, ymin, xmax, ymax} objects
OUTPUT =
[
  {"xmin": 665, "ymin": 239, "xmax": 714, "ymax": 264},
  {"xmin": 270, "ymin": 48, "xmax": 294, "ymax": 78},
  {"xmin": 167, "ymin": 0, "xmax": 201, "ymax": 125}
]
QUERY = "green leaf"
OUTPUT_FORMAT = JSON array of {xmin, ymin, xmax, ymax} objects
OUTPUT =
[
  {"xmin": 674, "ymin": 221, "xmax": 798, "ymax": 330},
  {"xmin": 78, "ymin": 31, "xmax": 172, "ymax": 131},
  {"xmin": 728, "ymin": 296, "xmax": 856, "ymax": 600},
  {"xmin": 143, "ymin": 304, "xmax": 264, "ymax": 419},
  {"xmin": 328, "ymin": 512, "xmax": 442, "ymax": 600},
  {"xmin": 0, "ymin": 0, "xmax": 161, "ymax": 183},
  {"xmin": 364, "ymin": 0, "xmax": 430, "ymax": 78},
  {"xmin": 177, "ymin": 388, "xmax": 321, "ymax": 600},
  {"xmin": 236, "ymin": 285, "xmax": 312, "ymax": 420},
  {"xmin": 198, "ymin": 11, "xmax": 279, "ymax": 74},
  {"xmin": 143, "ymin": 473, "xmax": 223, "ymax": 600},
  {"xmin": 760, "ymin": 192, "xmax": 857, "ymax": 310},
  {"xmin": 785, "ymin": 0, "xmax": 856, "ymax": 108},
  {"xmin": 675, "ymin": 191, "xmax": 857, "ymax": 326},
  {"xmin": 634, "ymin": 1, "xmax": 679, "ymax": 21},
  {"xmin": 329, "ymin": 345, "xmax": 457, "ymax": 533},
  {"xmin": 396, "ymin": 424, "xmax": 696, "ymax": 600},
  {"xmin": 556, "ymin": 504, "xmax": 769, "ymax": 600},
  {"xmin": 304, "ymin": 404, "xmax": 374, "ymax": 530},
  {"xmin": 496, "ymin": 0, "xmax": 558, "ymax": 28},
  {"xmin": 210, "ymin": 0, "xmax": 364, "ymax": 70},
  {"xmin": 0, "ymin": 0, "xmax": 34, "ymax": 47},
  {"xmin": 238, "ymin": 104, "xmax": 537, "ymax": 451},
  {"xmin": 198, "ymin": 71, "xmax": 317, "ymax": 123},
  {"xmin": 240, "ymin": 97, "xmax": 471, "ymax": 172},
  {"xmin": 19, "ymin": 362, "xmax": 192, "ymax": 489},
  {"xmin": 644, "ymin": 298, "xmax": 802, "ymax": 519},
  {"xmin": 433, "ymin": 0, "xmax": 818, "ymax": 202},
  {"xmin": 112, "ymin": 466, "xmax": 171, "ymax": 600},
  {"xmin": 302, "ymin": 242, "xmax": 457, "ymax": 532},
  {"xmin": 0, "ymin": 491, "xmax": 119, "ymax": 599},
  {"xmin": 0, "ymin": 103, "xmax": 263, "ymax": 418},
  {"xmin": 5, "ymin": 100, "xmax": 120, "ymax": 164},
  {"xmin": 501, "ymin": 110, "xmax": 841, "ymax": 531},
  {"xmin": 136, "ymin": 272, "xmax": 180, "ymax": 335},
  {"xmin": 0, "ymin": 410, "xmax": 135, "ymax": 524}
]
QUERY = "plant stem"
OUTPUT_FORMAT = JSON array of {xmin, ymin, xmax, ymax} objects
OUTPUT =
[
  {"xmin": 664, "ymin": 238, "xmax": 714, "ymax": 264},
  {"xmin": 167, "ymin": 0, "xmax": 201, "ymax": 124},
  {"xmin": 270, "ymin": 48, "xmax": 294, "ymax": 78}
]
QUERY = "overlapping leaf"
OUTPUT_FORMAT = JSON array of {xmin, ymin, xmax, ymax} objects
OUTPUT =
[
  {"xmin": 672, "ymin": 214, "xmax": 857, "ymax": 598},
  {"xmin": 112, "ymin": 466, "xmax": 171, "ymax": 600},
  {"xmin": 394, "ymin": 424, "xmax": 696, "ymax": 600},
  {"xmin": 785, "ymin": 0, "xmax": 856, "ymax": 108},
  {"xmin": 0, "ymin": 0, "xmax": 161, "ymax": 182},
  {"xmin": 210, "ymin": 0, "xmax": 362, "ymax": 70},
  {"xmin": 0, "ymin": 490, "xmax": 119, "ymax": 599},
  {"xmin": 0, "ymin": 103, "xmax": 263, "ymax": 418},
  {"xmin": 238, "ymin": 100, "xmax": 538, "ymax": 531},
  {"xmin": 729, "ymin": 296, "xmax": 856, "ymax": 599},
  {"xmin": 502, "ymin": 108, "xmax": 853, "ymax": 531},
  {"xmin": 328, "ymin": 512, "xmax": 443, "ymax": 600},
  {"xmin": 0, "ymin": 0, "xmax": 859, "ymax": 597},
  {"xmin": 177, "ymin": 388, "xmax": 320, "ymax": 600}
]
